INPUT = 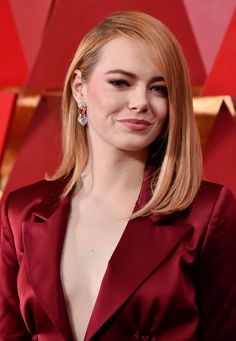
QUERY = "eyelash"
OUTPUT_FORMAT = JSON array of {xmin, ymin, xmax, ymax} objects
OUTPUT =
[
  {"xmin": 150, "ymin": 85, "xmax": 168, "ymax": 96},
  {"xmin": 108, "ymin": 79, "xmax": 168, "ymax": 96},
  {"xmin": 108, "ymin": 79, "xmax": 129, "ymax": 87}
]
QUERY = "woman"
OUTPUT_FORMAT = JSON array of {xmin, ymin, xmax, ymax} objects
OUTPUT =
[{"xmin": 1, "ymin": 11, "xmax": 236, "ymax": 341}]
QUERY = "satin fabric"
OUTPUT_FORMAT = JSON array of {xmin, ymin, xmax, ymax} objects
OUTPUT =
[{"xmin": 1, "ymin": 171, "xmax": 236, "ymax": 341}]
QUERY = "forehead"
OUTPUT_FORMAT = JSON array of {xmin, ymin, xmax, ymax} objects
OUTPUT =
[{"xmin": 93, "ymin": 36, "xmax": 163, "ymax": 77}]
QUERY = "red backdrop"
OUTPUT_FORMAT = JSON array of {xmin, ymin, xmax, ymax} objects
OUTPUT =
[{"xmin": 1, "ymin": 0, "xmax": 236, "ymax": 199}]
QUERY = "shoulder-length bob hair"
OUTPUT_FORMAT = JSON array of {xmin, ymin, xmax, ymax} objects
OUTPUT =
[{"xmin": 52, "ymin": 11, "xmax": 202, "ymax": 217}]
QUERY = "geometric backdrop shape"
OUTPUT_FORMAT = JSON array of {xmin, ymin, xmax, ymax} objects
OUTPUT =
[
  {"xmin": 202, "ymin": 8, "xmax": 236, "ymax": 96},
  {"xmin": 2, "ymin": 96, "xmax": 62, "ymax": 199},
  {"xmin": 0, "ymin": 93, "xmax": 16, "ymax": 165},
  {"xmin": 183, "ymin": 0, "xmax": 235, "ymax": 73},
  {"xmin": 26, "ymin": 0, "xmax": 205, "ymax": 89},
  {"xmin": 0, "ymin": 0, "xmax": 28, "ymax": 86},
  {"xmin": 9, "ymin": 0, "xmax": 53, "ymax": 72},
  {"xmin": 204, "ymin": 102, "xmax": 236, "ymax": 196}
]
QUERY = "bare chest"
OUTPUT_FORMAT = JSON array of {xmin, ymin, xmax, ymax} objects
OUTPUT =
[{"xmin": 61, "ymin": 203, "xmax": 130, "ymax": 340}]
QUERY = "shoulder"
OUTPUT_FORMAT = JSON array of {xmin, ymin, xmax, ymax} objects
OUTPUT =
[
  {"xmin": 200, "ymin": 180, "xmax": 236, "ymax": 227},
  {"xmin": 6, "ymin": 179, "xmax": 59, "ymax": 208},
  {"xmin": 187, "ymin": 180, "xmax": 236, "ymax": 238},
  {"xmin": 193, "ymin": 184, "xmax": 236, "ymax": 338},
  {"xmin": 197, "ymin": 180, "xmax": 223, "ymax": 201},
  {"xmin": 1, "ymin": 177, "xmax": 69, "ymax": 224},
  {"xmin": 8, "ymin": 179, "xmax": 55, "ymax": 202},
  {"xmin": 193, "ymin": 180, "xmax": 236, "ymax": 213},
  {"xmin": 179, "ymin": 180, "xmax": 236, "ymax": 232}
]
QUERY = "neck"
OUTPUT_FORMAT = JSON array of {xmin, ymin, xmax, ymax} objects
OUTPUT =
[{"xmin": 80, "ymin": 143, "xmax": 147, "ymax": 196}]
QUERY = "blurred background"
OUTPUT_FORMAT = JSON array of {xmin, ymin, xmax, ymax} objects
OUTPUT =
[{"xmin": 0, "ymin": 0, "xmax": 236, "ymax": 201}]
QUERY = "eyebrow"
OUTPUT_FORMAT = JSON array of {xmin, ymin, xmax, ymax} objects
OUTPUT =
[{"xmin": 105, "ymin": 69, "xmax": 165, "ymax": 83}]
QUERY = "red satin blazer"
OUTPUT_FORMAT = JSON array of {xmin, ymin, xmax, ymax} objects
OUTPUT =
[{"xmin": 1, "ymin": 173, "xmax": 236, "ymax": 341}]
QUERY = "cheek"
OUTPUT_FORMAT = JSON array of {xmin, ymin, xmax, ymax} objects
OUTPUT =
[
  {"xmin": 86, "ymin": 87, "xmax": 110, "ymax": 115},
  {"xmin": 86, "ymin": 83, "xmax": 106, "ymax": 109},
  {"xmin": 86, "ymin": 85, "xmax": 125, "ymax": 117},
  {"xmin": 161, "ymin": 98, "xmax": 169, "ymax": 117},
  {"xmin": 154, "ymin": 100, "xmax": 169, "ymax": 122}
]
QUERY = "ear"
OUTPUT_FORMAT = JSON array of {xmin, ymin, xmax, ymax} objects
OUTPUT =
[{"xmin": 71, "ymin": 70, "xmax": 86, "ymax": 103}]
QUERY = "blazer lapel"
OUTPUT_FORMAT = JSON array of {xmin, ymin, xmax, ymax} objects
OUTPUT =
[
  {"xmin": 21, "ymin": 168, "xmax": 192, "ymax": 341},
  {"xmin": 23, "ymin": 193, "xmax": 74, "ymax": 341},
  {"xmin": 85, "ymin": 215, "xmax": 193, "ymax": 340}
]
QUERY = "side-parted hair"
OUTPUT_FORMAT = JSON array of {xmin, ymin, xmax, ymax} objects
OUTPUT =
[{"xmin": 52, "ymin": 11, "xmax": 202, "ymax": 217}]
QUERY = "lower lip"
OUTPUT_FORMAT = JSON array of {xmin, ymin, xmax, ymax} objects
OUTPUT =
[{"xmin": 118, "ymin": 120, "xmax": 151, "ymax": 131}]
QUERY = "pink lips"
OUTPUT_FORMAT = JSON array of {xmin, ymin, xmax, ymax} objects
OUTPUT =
[{"xmin": 118, "ymin": 118, "xmax": 152, "ymax": 131}]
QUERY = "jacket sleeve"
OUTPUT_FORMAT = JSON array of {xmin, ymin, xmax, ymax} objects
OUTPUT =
[
  {"xmin": 197, "ymin": 186, "xmax": 236, "ymax": 340},
  {"xmin": 0, "ymin": 193, "xmax": 31, "ymax": 340}
]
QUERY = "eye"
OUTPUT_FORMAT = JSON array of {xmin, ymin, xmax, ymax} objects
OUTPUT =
[
  {"xmin": 150, "ymin": 85, "xmax": 168, "ymax": 96},
  {"xmin": 108, "ymin": 79, "xmax": 130, "ymax": 87}
]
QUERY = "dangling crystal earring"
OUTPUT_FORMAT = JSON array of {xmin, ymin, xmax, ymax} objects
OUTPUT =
[{"xmin": 77, "ymin": 101, "xmax": 88, "ymax": 126}]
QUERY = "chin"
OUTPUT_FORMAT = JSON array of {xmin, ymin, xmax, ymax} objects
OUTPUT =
[
  {"xmin": 118, "ymin": 140, "xmax": 153, "ymax": 151},
  {"xmin": 116, "ymin": 144, "xmax": 149, "ymax": 153}
]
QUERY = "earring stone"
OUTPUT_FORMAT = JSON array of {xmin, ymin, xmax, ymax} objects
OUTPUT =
[{"xmin": 77, "ymin": 101, "xmax": 88, "ymax": 126}]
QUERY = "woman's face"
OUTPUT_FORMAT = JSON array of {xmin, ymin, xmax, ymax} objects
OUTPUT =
[{"xmin": 73, "ymin": 36, "xmax": 169, "ymax": 154}]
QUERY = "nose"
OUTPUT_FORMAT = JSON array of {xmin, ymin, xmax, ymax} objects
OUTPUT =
[{"xmin": 128, "ymin": 87, "xmax": 148, "ymax": 113}]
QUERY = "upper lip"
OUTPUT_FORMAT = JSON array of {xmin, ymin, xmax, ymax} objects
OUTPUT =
[{"xmin": 117, "ymin": 118, "xmax": 152, "ymax": 125}]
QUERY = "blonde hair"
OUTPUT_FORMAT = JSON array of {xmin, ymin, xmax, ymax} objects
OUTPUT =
[{"xmin": 52, "ymin": 11, "xmax": 202, "ymax": 216}]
